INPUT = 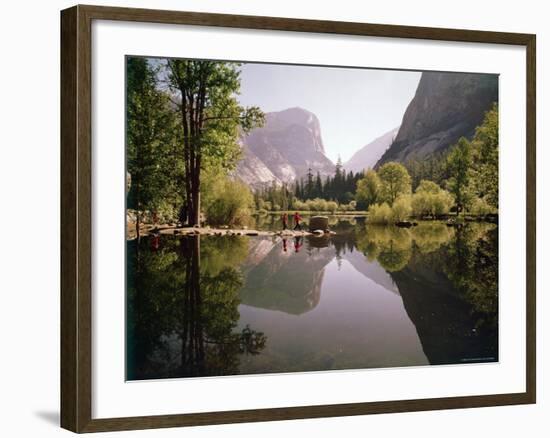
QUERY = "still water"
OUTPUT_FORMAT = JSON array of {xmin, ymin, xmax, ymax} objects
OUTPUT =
[{"xmin": 126, "ymin": 218, "xmax": 498, "ymax": 380}]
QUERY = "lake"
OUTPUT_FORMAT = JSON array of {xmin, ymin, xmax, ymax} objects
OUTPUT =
[{"xmin": 126, "ymin": 218, "xmax": 498, "ymax": 380}]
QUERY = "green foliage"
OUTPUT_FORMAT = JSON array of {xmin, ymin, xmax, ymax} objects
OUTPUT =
[
  {"xmin": 338, "ymin": 200, "xmax": 356, "ymax": 212},
  {"xmin": 411, "ymin": 179, "xmax": 454, "ymax": 217},
  {"xmin": 165, "ymin": 59, "xmax": 264, "ymax": 224},
  {"xmin": 391, "ymin": 195, "xmax": 413, "ymax": 222},
  {"xmin": 470, "ymin": 197, "xmax": 496, "ymax": 216},
  {"xmin": 446, "ymin": 137, "xmax": 475, "ymax": 214},
  {"xmin": 326, "ymin": 201, "xmax": 338, "ymax": 213},
  {"xmin": 470, "ymin": 104, "xmax": 499, "ymax": 209},
  {"xmin": 202, "ymin": 171, "xmax": 254, "ymax": 226},
  {"xmin": 356, "ymin": 169, "xmax": 380, "ymax": 209},
  {"xmin": 307, "ymin": 198, "xmax": 328, "ymax": 212},
  {"xmin": 126, "ymin": 58, "xmax": 180, "ymax": 224},
  {"xmin": 367, "ymin": 202, "xmax": 392, "ymax": 224},
  {"xmin": 404, "ymin": 151, "xmax": 448, "ymax": 189},
  {"xmin": 378, "ymin": 162, "xmax": 412, "ymax": 205}
]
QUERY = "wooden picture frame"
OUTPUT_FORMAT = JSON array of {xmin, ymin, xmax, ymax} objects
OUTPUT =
[{"xmin": 61, "ymin": 4, "xmax": 536, "ymax": 433}]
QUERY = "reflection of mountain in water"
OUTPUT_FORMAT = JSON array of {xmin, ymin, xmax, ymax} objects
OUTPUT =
[
  {"xmin": 240, "ymin": 238, "xmax": 336, "ymax": 315},
  {"xmin": 343, "ymin": 249, "xmax": 399, "ymax": 295},
  {"xmin": 390, "ymin": 252, "xmax": 498, "ymax": 365}
]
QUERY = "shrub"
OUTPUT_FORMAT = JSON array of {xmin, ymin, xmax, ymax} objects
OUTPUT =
[
  {"xmin": 411, "ymin": 185, "xmax": 454, "ymax": 217},
  {"xmin": 203, "ymin": 178, "xmax": 254, "ymax": 226},
  {"xmin": 306, "ymin": 198, "xmax": 328, "ymax": 211},
  {"xmin": 470, "ymin": 197, "xmax": 495, "ymax": 216},
  {"xmin": 411, "ymin": 191, "xmax": 430, "ymax": 216},
  {"xmin": 326, "ymin": 201, "xmax": 338, "ymax": 213},
  {"xmin": 292, "ymin": 200, "xmax": 308, "ymax": 211},
  {"xmin": 432, "ymin": 190, "xmax": 454, "ymax": 215},
  {"xmin": 391, "ymin": 196, "xmax": 412, "ymax": 222},
  {"xmin": 368, "ymin": 202, "xmax": 392, "ymax": 224}
]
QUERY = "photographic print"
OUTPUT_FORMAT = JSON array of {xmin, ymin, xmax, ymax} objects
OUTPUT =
[{"xmin": 125, "ymin": 57, "xmax": 499, "ymax": 381}]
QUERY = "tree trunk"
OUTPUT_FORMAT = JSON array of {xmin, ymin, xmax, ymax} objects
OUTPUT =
[
  {"xmin": 136, "ymin": 209, "xmax": 140, "ymax": 239},
  {"xmin": 191, "ymin": 190, "xmax": 200, "ymax": 226}
]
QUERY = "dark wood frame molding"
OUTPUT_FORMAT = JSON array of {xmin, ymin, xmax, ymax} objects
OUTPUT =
[{"xmin": 61, "ymin": 4, "xmax": 536, "ymax": 433}]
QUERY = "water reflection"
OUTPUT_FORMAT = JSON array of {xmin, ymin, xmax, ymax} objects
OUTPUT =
[
  {"xmin": 127, "ymin": 220, "xmax": 498, "ymax": 380},
  {"xmin": 127, "ymin": 236, "xmax": 267, "ymax": 380}
]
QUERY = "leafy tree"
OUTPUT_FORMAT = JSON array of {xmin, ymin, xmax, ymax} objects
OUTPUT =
[
  {"xmin": 166, "ymin": 60, "xmax": 264, "ymax": 225},
  {"xmin": 378, "ymin": 162, "xmax": 412, "ymax": 205},
  {"xmin": 127, "ymin": 57, "xmax": 178, "ymax": 237},
  {"xmin": 411, "ymin": 180, "xmax": 454, "ymax": 217},
  {"xmin": 471, "ymin": 104, "xmax": 499, "ymax": 209},
  {"xmin": 446, "ymin": 137, "xmax": 475, "ymax": 215},
  {"xmin": 356, "ymin": 169, "xmax": 380, "ymax": 209}
]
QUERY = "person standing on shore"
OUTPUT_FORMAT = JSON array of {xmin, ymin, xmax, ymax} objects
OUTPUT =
[
  {"xmin": 293, "ymin": 212, "xmax": 302, "ymax": 231},
  {"xmin": 281, "ymin": 212, "xmax": 288, "ymax": 230}
]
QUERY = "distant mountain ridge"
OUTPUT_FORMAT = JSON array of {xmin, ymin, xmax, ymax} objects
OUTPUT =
[
  {"xmin": 344, "ymin": 127, "xmax": 399, "ymax": 174},
  {"xmin": 376, "ymin": 72, "xmax": 498, "ymax": 166},
  {"xmin": 237, "ymin": 107, "xmax": 335, "ymax": 188}
]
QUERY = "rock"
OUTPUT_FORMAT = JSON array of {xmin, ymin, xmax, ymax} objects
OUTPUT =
[
  {"xmin": 309, "ymin": 216, "xmax": 329, "ymax": 232},
  {"xmin": 237, "ymin": 107, "xmax": 334, "ymax": 187},
  {"xmin": 344, "ymin": 127, "xmax": 399, "ymax": 173},
  {"xmin": 377, "ymin": 72, "xmax": 498, "ymax": 166}
]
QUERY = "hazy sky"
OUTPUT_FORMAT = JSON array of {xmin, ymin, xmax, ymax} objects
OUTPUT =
[{"xmin": 237, "ymin": 63, "xmax": 421, "ymax": 163}]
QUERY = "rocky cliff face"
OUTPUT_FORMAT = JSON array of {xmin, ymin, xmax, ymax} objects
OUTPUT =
[
  {"xmin": 344, "ymin": 127, "xmax": 399, "ymax": 173},
  {"xmin": 237, "ymin": 107, "xmax": 335, "ymax": 188},
  {"xmin": 376, "ymin": 72, "xmax": 498, "ymax": 166}
]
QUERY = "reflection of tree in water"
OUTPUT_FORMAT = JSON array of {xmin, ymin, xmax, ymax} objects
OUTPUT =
[
  {"xmin": 127, "ymin": 235, "xmax": 266, "ymax": 380},
  {"xmin": 355, "ymin": 221, "xmax": 498, "ymax": 364},
  {"xmin": 355, "ymin": 222, "xmax": 497, "ymax": 316},
  {"xmin": 356, "ymin": 225, "xmax": 412, "ymax": 271},
  {"xmin": 442, "ymin": 224, "xmax": 498, "ymax": 330}
]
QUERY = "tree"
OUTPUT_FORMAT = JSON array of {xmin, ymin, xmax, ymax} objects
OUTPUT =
[
  {"xmin": 356, "ymin": 169, "xmax": 380, "ymax": 209},
  {"xmin": 305, "ymin": 168, "xmax": 314, "ymax": 199},
  {"xmin": 315, "ymin": 171, "xmax": 323, "ymax": 198},
  {"xmin": 471, "ymin": 104, "xmax": 499, "ymax": 209},
  {"xmin": 446, "ymin": 137, "xmax": 474, "ymax": 215},
  {"xmin": 411, "ymin": 180, "xmax": 454, "ymax": 217},
  {"xmin": 378, "ymin": 162, "xmax": 412, "ymax": 205},
  {"xmin": 127, "ymin": 58, "xmax": 177, "ymax": 237},
  {"xmin": 166, "ymin": 60, "xmax": 264, "ymax": 225}
]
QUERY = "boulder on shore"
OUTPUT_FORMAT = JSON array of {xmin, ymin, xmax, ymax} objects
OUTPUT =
[{"xmin": 309, "ymin": 216, "xmax": 329, "ymax": 232}]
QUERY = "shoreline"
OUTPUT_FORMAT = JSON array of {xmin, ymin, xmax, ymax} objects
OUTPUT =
[{"xmin": 126, "ymin": 223, "xmax": 330, "ymax": 240}]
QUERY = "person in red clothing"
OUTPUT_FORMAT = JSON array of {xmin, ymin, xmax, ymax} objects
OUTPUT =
[
  {"xmin": 281, "ymin": 212, "xmax": 288, "ymax": 230},
  {"xmin": 293, "ymin": 212, "xmax": 302, "ymax": 230}
]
